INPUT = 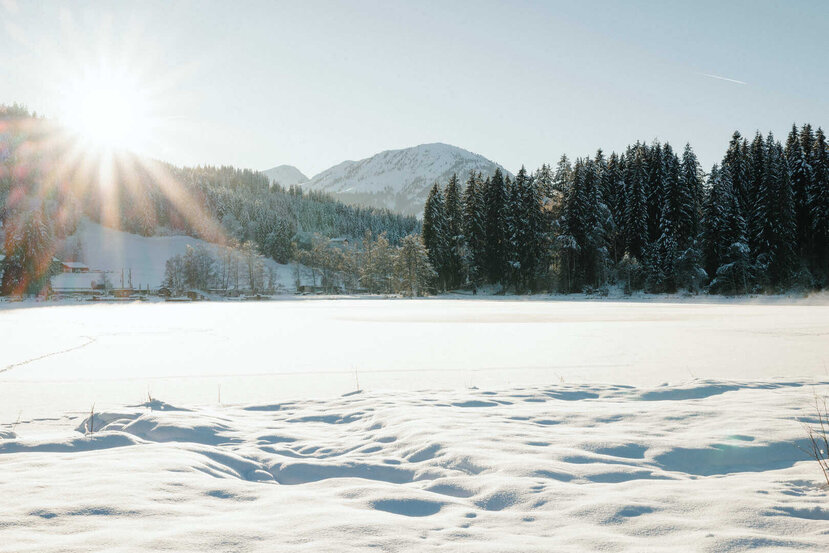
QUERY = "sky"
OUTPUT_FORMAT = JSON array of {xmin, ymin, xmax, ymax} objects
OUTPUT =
[{"xmin": 1, "ymin": 0, "xmax": 828, "ymax": 177}]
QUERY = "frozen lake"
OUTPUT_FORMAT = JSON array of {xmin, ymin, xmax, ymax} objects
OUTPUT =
[
  {"xmin": 3, "ymin": 298, "xmax": 829, "ymax": 552},
  {"xmin": 2, "ymin": 298, "xmax": 829, "ymax": 423}
]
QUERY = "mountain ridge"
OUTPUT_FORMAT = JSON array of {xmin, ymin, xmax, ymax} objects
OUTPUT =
[
  {"xmin": 301, "ymin": 143, "xmax": 511, "ymax": 216},
  {"xmin": 262, "ymin": 164, "xmax": 309, "ymax": 188}
]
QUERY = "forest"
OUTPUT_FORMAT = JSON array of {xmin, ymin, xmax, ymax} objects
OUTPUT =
[
  {"xmin": 423, "ymin": 124, "xmax": 829, "ymax": 295},
  {"xmin": 2, "ymin": 103, "xmax": 828, "ymax": 297},
  {"xmin": 0, "ymin": 104, "xmax": 419, "ymax": 295}
]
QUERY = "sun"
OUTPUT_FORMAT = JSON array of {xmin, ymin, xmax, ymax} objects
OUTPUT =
[{"xmin": 60, "ymin": 69, "xmax": 154, "ymax": 153}]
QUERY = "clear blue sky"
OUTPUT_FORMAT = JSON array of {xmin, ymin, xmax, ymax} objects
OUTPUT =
[{"xmin": 2, "ymin": 0, "xmax": 828, "ymax": 176}]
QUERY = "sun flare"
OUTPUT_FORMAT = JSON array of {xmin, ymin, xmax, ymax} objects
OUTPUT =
[{"xmin": 60, "ymin": 70, "xmax": 154, "ymax": 153}]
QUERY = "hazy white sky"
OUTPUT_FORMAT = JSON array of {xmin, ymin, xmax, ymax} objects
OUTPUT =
[{"xmin": 1, "ymin": 0, "xmax": 828, "ymax": 176}]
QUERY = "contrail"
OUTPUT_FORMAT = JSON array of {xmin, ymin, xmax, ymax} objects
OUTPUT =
[{"xmin": 702, "ymin": 73, "xmax": 747, "ymax": 85}]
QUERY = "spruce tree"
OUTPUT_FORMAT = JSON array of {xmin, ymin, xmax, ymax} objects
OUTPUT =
[
  {"xmin": 553, "ymin": 154, "xmax": 573, "ymax": 193},
  {"xmin": 511, "ymin": 167, "xmax": 546, "ymax": 292},
  {"xmin": 503, "ymin": 173, "xmax": 522, "ymax": 290},
  {"xmin": 707, "ymin": 165, "xmax": 752, "ymax": 294},
  {"xmin": 702, "ymin": 165, "xmax": 726, "ymax": 279},
  {"xmin": 645, "ymin": 142, "xmax": 664, "ymax": 244},
  {"xmin": 443, "ymin": 173, "xmax": 464, "ymax": 288},
  {"xmin": 750, "ymin": 132, "xmax": 797, "ymax": 288},
  {"xmin": 605, "ymin": 152, "xmax": 626, "ymax": 264},
  {"xmin": 674, "ymin": 144, "xmax": 706, "ymax": 290},
  {"xmin": 722, "ymin": 131, "xmax": 751, "ymax": 216},
  {"xmin": 747, "ymin": 132, "xmax": 766, "ymax": 254},
  {"xmin": 624, "ymin": 144, "xmax": 649, "ymax": 261},
  {"xmin": 535, "ymin": 163, "xmax": 554, "ymax": 200},
  {"xmin": 483, "ymin": 168, "xmax": 508, "ymax": 284},
  {"xmin": 810, "ymin": 128, "xmax": 829, "ymax": 281},
  {"xmin": 785, "ymin": 124, "xmax": 814, "ymax": 264},
  {"xmin": 463, "ymin": 171, "xmax": 486, "ymax": 288},
  {"xmin": 422, "ymin": 183, "xmax": 448, "ymax": 290}
]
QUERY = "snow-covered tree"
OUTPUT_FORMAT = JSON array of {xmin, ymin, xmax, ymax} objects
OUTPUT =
[
  {"xmin": 463, "ymin": 171, "xmax": 486, "ymax": 287},
  {"xmin": 393, "ymin": 234, "xmax": 435, "ymax": 296},
  {"xmin": 422, "ymin": 183, "xmax": 448, "ymax": 289}
]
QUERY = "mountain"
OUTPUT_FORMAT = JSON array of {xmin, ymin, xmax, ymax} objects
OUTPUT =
[
  {"xmin": 303, "ymin": 143, "xmax": 511, "ymax": 216},
  {"xmin": 262, "ymin": 165, "xmax": 309, "ymax": 187}
]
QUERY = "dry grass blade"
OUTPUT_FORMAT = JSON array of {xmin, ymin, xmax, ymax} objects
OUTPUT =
[{"xmin": 798, "ymin": 394, "xmax": 829, "ymax": 487}]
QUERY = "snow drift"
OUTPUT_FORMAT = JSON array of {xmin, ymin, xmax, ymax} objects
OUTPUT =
[{"xmin": 1, "ymin": 379, "xmax": 828, "ymax": 552}]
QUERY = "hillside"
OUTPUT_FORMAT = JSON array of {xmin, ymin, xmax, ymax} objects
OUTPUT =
[
  {"xmin": 262, "ymin": 165, "xmax": 309, "ymax": 188},
  {"xmin": 303, "ymin": 143, "xmax": 511, "ymax": 216},
  {"xmin": 61, "ymin": 219, "xmax": 298, "ymax": 291}
]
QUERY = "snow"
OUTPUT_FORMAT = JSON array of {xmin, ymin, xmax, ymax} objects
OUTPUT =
[
  {"xmin": 261, "ymin": 164, "xmax": 309, "ymax": 187},
  {"xmin": 303, "ymin": 143, "xmax": 512, "ymax": 215},
  {"xmin": 64, "ymin": 219, "xmax": 299, "ymax": 290},
  {"xmin": 2, "ymin": 299, "xmax": 829, "ymax": 551},
  {"xmin": 1, "ymin": 378, "xmax": 828, "ymax": 551}
]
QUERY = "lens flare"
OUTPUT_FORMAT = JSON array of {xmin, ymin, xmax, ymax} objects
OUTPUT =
[{"xmin": 59, "ymin": 69, "xmax": 153, "ymax": 153}]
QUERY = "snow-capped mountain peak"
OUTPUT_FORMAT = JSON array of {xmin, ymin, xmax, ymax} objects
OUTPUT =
[{"xmin": 303, "ymin": 143, "xmax": 511, "ymax": 216}]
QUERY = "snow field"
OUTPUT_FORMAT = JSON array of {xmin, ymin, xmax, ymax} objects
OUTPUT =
[
  {"xmin": 67, "ymin": 219, "xmax": 298, "ymax": 290},
  {"xmin": 1, "ymin": 380, "xmax": 829, "ymax": 552},
  {"xmin": 3, "ymin": 299, "xmax": 829, "ymax": 551},
  {"xmin": 3, "ymin": 298, "xmax": 829, "ymax": 423}
]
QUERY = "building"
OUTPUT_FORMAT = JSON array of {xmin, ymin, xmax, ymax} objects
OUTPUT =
[
  {"xmin": 60, "ymin": 261, "xmax": 90, "ymax": 273},
  {"xmin": 50, "ymin": 271, "xmax": 110, "ymax": 295}
]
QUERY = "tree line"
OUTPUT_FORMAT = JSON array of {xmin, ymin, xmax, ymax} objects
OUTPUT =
[
  {"xmin": 162, "ymin": 243, "xmax": 278, "ymax": 296},
  {"xmin": 292, "ymin": 231, "xmax": 434, "ymax": 296},
  {"xmin": 423, "ymin": 124, "xmax": 829, "ymax": 294},
  {"xmin": 0, "ymin": 105, "xmax": 420, "ymax": 295}
]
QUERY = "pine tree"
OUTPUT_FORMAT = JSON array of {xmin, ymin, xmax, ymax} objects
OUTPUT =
[
  {"xmin": 483, "ymin": 168, "xmax": 508, "ymax": 284},
  {"xmin": 753, "ymin": 134, "xmax": 796, "ymax": 287},
  {"xmin": 507, "ymin": 167, "xmax": 547, "ymax": 292},
  {"xmin": 702, "ymin": 165, "xmax": 726, "ymax": 279},
  {"xmin": 747, "ymin": 132, "xmax": 766, "ymax": 254},
  {"xmin": 553, "ymin": 154, "xmax": 573, "ymax": 193},
  {"xmin": 677, "ymin": 144, "xmax": 703, "ymax": 245},
  {"xmin": 463, "ymin": 171, "xmax": 486, "ymax": 288},
  {"xmin": 647, "ymin": 144, "xmax": 680, "ymax": 291},
  {"xmin": 785, "ymin": 124, "xmax": 814, "ymax": 265},
  {"xmin": 645, "ymin": 142, "xmax": 664, "ymax": 245},
  {"xmin": 443, "ymin": 173, "xmax": 464, "ymax": 288},
  {"xmin": 722, "ymin": 131, "xmax": 751, "ymax": 216},
  {"xmin": 535, "ymin": 163, "xmax": 554, "ymax": 200},
  {"xmin": 604, "ymin": 152, "xmax": 625, "ymax": 264},
  {"xmin": 810, "ymin": 128, "xmax": 829, "ymax": 281},
  {"xmin": 422, "ymin": 183, "xmax": 448, "ymax": 290},
  {"xmin": 562, "ymin": 158, "xmax": 609, "ymax": 290},
  {"xmin": 707, "ymin": 165, "xmax": 752, "ymax": 294},
  {"xmin": 623, "ymin": 144, "xmax": 649, "ymax": 261},
  {"xmin": 503, "ymin": 173, "xmax": 522, "ymax": 290},
  {"xmin": 674, "ymin": 144, "xmax": 706, "ymax": 290}
]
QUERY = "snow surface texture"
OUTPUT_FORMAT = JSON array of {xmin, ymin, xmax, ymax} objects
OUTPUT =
[
  {"xmin": 64, "ymin": 219, "xmax": 298, "ymax": 290},
  {"xmin": 1, "ymin": 380, "xmax": 829, "ymax": 552},
  {"xmin": 3, "ymin": 300, "xmax": 829, "ymax": 551},
  {"xmin": 4, "ymin": 299, "xmax": 829, "ymax": 422},
  {"xmin": 261, "ymin": 164, "xmax": 309, "ymax": 188},
  {"xmin": 303, "ymin": 143, "xmax": 511, "ymax": 216}
]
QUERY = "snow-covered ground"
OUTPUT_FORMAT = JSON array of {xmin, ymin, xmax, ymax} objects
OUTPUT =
[
  {"xmin": 64, "ymin": 219, "xmax": 299, "ymax": 290},
  {"xmin": 2, "ymin": 299, "xmax": 829, "ymax": 551}
]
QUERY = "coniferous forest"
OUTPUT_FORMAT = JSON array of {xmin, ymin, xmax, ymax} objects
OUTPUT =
[
  {"xmin": 2, "ymin": 103, "xmax": 828, "ymax": 297},
  {"xmin": 423, "ymin": 125, "xmax": 829, "ymax": 295},
  {"xmin": 0, "ymin": 105, "xmax": 419, "ymax": 295}
]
